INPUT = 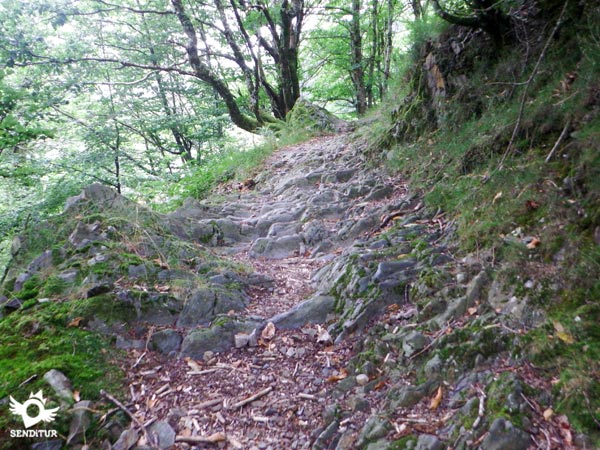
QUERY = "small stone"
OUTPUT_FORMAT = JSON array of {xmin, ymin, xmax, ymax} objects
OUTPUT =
[
  {"xmin": 480, "ymin": 418, "xmax": 531, "ymax": 450},
  {"xmin": 416, "ymin": 433, "xmax": 444, "ymax": 450},
  {"xmin": 356, "ymin": 374, "xmax": 369, "ymax": 386},
  {"xmin": 67, "ymin": 400, "xmax": 93, "ymax": 445},
  {"xmin": 148, "ymin": 420, "xmax": 176, "ymax": 449},
  {"xmin": 31, "ymin": 440, "xmax": 64, "ymax": 450},
  {"xmin": 112, "ymin": 428, "xmax": 140, "ymax": 450},
  {"xmin": 234, "ymin": 332, "xmax": 250, "ymax": 348},
  {"xmin": 203, "ymin": 351, "xmax": 215, "ymax": 362},
  {"xmin": 43, "ymin": 369, "xmax": 74, "ymax": 405}
]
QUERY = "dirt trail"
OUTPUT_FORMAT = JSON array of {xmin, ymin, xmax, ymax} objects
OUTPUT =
[{"xmin": 123, "ymin": 133, "xmax": 420, "ymax": 449}]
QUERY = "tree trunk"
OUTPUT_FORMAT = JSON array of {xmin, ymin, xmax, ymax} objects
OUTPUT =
[
  {"xmin": 350, "ymin": 0, "xmax": 367, "ymax": 115},
  {"xmin": 171, "ymin": 0, "xmax": 259, "ymax": 132}
]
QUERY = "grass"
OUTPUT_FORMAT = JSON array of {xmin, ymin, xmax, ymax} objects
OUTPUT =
[{"xmin": 358, "ymin": 6, "xmax": 600, "ymax": 441}]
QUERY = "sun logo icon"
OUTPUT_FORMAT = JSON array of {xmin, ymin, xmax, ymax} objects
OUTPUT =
[{"xmin": 9, "ymin": 390, "xmax": 60, "ymax": 428}]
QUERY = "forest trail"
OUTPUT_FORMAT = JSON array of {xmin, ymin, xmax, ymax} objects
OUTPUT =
[{"xmin": 123, "ymin": 132, "xmax": 446, "ymax": 449}]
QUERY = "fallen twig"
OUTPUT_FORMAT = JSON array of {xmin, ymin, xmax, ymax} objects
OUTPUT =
[
  {"xmin": 18, "ymin": 374, "xmax": 38, "ymax": 388},
  {"xmin": 131, "ymin": 351, "xmax": 146, "ymax": 369},
  {"xmin": 472, "ymin": 387, "xmax": 487, "ymax": 429},
  {"xmin": 100, "ymin": 389, "xmax": 158, "ymax": 448},
  {"xmin": 175, "ymin": 432, "xmax": 227, "ymax": 444},
  {"xmin": 196, "ymin": 398, "xmax": 223, "ymax": 409},
  {"xmin": 545, "ymin": 119, "xmax": 571, "ymax": 163},
  {"xmin": 228, "ymin": 386, "xmax": 273, "ymax": 410}
]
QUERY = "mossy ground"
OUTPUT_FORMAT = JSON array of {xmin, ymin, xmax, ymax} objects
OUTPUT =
[{"xmin": 0, "ymin": 299, "xmax": 125, "ymax": 449}]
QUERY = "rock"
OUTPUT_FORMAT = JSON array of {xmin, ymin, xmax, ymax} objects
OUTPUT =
[
  {"xmin": 366, "ymin": 441, "xmax": 392, "ymax": 450},
  {"xmin": 249, "ymin": 235, "xmax": 304, "ymax": 259},
  {"xmin": 177, "ymin": 288, "xmax": 246, "ymax": 328},
  {"xmin": 67, "ymin": 400, "xmax": 93, "ymax": 445},
  {"xmin": 335, "ymin": 432, "xmax": 356, "ymax": 450},
  {"xmin": 424, "ymin": 354, "xmax": 443, "ymax": 378},
  {"xmin": 356, "ymin": 374, "xmax": 369, "ymax": 386},
  {"xmin": 402, "ymin": 331, "xmax": 429, "ymax": 357},
  {"xmin": 365, "ymin": 185, "xmax": 393, "ymax": 201},
  {"xmin": 10, "ymin": 235, "xmax": 22, "ymax": 256},
  {"xmin": 43, "ymin": 369, "xmax": 73, "ymax": 405},
  {"xmin": 286, "ymin": 98, "xmax": 345, "ymax": 133},
  {"xmin": 234, "ymin": 332, "xmax": 250, "ymax": 348},
  {"xmin": 373, "ymin": 259, "xmax": 417, "ymax": 283},
  {"xmin": 148, "ymin": 420, "xmax": 176, "ymax": 450},
  {"xmin": 150, "ymin": 329, "xmax": 182, "ymax": 354},
  {"xmin": 480, "ymin": 418, "xmax": 531, "ymax": 450},
  {"xmin": 28, "ymin": 250, "xmax": 53, "ymax": 272},
  {"xmin": 14, "ymin": 272, "xmax": 33, "ymax": 292},
  {"xmin": 270, "ymin": 295, "xmax": 335, "ymax": 328},
  {"xmin": 268, "ymin": 221, "xmax": 301, "ymax": 238},
  {"xmin": 180, "ymin": 318, "xmax": 261, "ymax": 358},
  {"xmin": 348, "ymin": 395, "xmax": 370, "ymax": 412},
  {"xmin": 392, "ymin": 381, "xmax": 436, "ymax": 408},
  {"xmin": 356, "ymin": 416, "xmax": 391, "ymax": 448},
  {"xmin": 86, "ymin": 283, "xmax": 113, "ymax": 298},
  {"xmin": 466, "ymin": 270, "xmax": 489, "ymax": 303},
  {"xmin": 415, "ymin": 434, "xmax": 444, "ymax": 450},
  {"xmin": 30, "ymin": 440, "xmax": 64, "ymax": 450},
  {"xmin": 312, "ymin": 420, "xmax": 339, "ymax": 449},
  {"xmin": 57, "ymin": 270, "xmax": 78, "ymax": 284},
  {"xmin": 112, "ymin": 428, "xmax": 140, "ymax": 450}
]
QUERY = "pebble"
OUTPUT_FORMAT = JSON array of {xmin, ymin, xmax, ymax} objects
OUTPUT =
[{"xmin": 356, "ymin": 374, "xmax": 369, "ymax": 385}]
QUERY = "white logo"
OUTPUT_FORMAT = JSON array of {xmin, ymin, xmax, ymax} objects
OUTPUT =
[{"xmin": 9, "ymin": 390, "xmax": 59, "ymax": 428}]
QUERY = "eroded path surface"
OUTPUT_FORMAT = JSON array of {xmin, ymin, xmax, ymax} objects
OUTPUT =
[
  {"xmin": 118, "ymin": 134, "xmax": 563, "ymax": 450},
  {"xmin": 120, "ymin": 133, "xmax": 451, "ymax": 449}
]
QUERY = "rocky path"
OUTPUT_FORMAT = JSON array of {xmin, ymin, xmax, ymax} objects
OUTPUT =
[
  {"xmin": 116, "ymin": 133, "xmax": 446, "ymax": 449},
  {"xmin": 102, "ymin": 133, "xmax": 571, "ymax": 450}
]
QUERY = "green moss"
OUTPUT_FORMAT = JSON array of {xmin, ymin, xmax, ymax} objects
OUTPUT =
[
  {"xmin": 43, "ymin": 275, "xmax": 69, "ymax": 296},
  {"xmin": 0, "ymin": 300, "xmax": 125, "ymax": 449},
  {"xmin": 14, "ymin": 276, "xmax": 42, "ymax": 300},
  {"xmin": 388, "ymin": 435, "xmax": 417, "ymax": 449}
]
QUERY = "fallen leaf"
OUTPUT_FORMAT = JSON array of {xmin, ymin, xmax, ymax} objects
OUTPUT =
[
  {"xmin": 185, "ymin": 357, "xmax": 202, "ymax": 372},
  {"xmin": 207, "ymin": 432, "xmax": 227, "ymax": 443},
  {"xmin": 429, "ymin": 386, "xmax": 443, "ymax": 410},
  {"xmin": 525, "ymin": 199, "xmax": 541, "ymax": 211},
  {"xmin": 386, "ymin": 304, "xmax": 400, "ymax": 313},
  {"xmin": 553, "ymin": 321, "xmax": 565, "ymax": 333},
  {"xmin": 557, "ymin": 331, "xmax": 575, "ymax": 344},
  {"xmin": 557, "ymin": 415, "xmax": 573, "ymax": 444},
  {"xmin": 68, "ymin": 317, "xmax": 84, "ymax": 328},
  {"xmin": 260, "ymin": 322, "xmax": 275, "ymax": 341},
  {"xmin": 467, "ymin": 307, "xmax": 478, "ymax": 316},
  {"xmin": 527, "ymin": 237, "xmax": 541, "ymax": 249},
  {"xmin": 326, "ymin": 368, "xmax": 348, "ymax": 383},
  {"xmin": 492, "ymin": 191, "xmax": 503, "ymax": 204},
  {"xmin": 543, "ymin": 408, "xmax": 554, "ymax": 420},
  {"xmin": 374, "ymin": 380, "xmax": 387, "ymax": 391}
]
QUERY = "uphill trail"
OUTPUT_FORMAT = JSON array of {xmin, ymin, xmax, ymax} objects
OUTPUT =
[{"xmin": 122, "ymin": 131, "xmax": 451, "ymax": 449}]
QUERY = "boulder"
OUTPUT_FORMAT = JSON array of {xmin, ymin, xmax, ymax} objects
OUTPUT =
[
  {"xmin": 150, "ymin": 329, "xmax": 182, "ymax": 354},
  {"xmin": 270, "ymin": 295, "xmax": 336, "ymax": 329},
  {"xmin": 180, "ymin": 317, "xmax": 262, "ymax": 358},
  {"xmin": 480, "ymin": 418, "xmax": 531, "ymax": 450}
]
